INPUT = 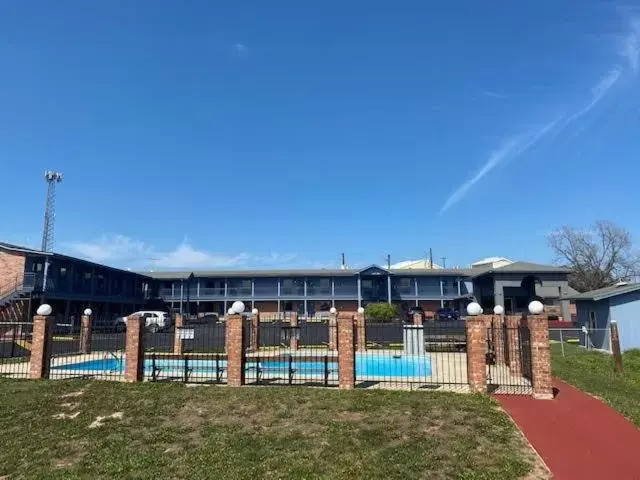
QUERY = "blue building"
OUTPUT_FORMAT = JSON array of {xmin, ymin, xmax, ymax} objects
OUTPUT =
[
  {"xmin": 1, "ymin": 240, "xmax": 573, "ymax": 323},
  {"xmin": 569, "ymin": 283, "xmax": 640, "ymax": 352}
]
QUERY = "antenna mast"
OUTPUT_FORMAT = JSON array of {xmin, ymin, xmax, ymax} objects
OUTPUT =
[{"xmin": 41, "ymin": 171, "xmax": 63, "ymax": 253}]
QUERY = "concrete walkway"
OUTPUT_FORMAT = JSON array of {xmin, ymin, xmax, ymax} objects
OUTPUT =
[{"xmin": 495, "ymin": 379, "xmax": 640, "ymax": 480}]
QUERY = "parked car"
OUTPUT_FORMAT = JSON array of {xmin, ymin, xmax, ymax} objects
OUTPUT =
[
  {"xmin": 114, "ymin": 311, "xmax": 172, "ymax": 333},
  {"xmin": 406, "ymin": 305, "xmax": 424, "ymax": 321},
  {"xmin": 434, "ymin": 308, "xmax": 460, "ymax": 321}
]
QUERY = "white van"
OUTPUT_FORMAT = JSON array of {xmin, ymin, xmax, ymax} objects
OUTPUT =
[{"xmin": 115, "ymin": 311, "xmax": 172, "ymax": 333}]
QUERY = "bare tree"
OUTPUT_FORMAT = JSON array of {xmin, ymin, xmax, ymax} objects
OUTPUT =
[{"xmin": 549, "ymin": 221, "xmax": 640, "ymax": 292}]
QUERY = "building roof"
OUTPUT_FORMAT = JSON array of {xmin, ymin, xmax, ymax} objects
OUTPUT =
[
  {"xmin": 390, "ymin": 259, "xmax": 442, "ymax": 269},
  {"xmin": 471, "ymin": 256, "xmax": 513, "ymax": 266},
  {"xmin": 565, "ymin": 282, "xmax": 640, "ymax": 301},
  {"xmin": 142, "ymin": 265, "xmax": 473, "ymax": 280},
  {"xmin": 0, "ymin": 241, "xmax": 151, "ymax": 278},
  {"xmin": 469, "ymin": 261, "xmax": 570, "ymax": 278}
]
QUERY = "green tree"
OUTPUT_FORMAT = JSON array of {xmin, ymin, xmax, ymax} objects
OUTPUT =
[{"xmin": 364, "ymin": 303, "xmax": 398, "ymax": 322}]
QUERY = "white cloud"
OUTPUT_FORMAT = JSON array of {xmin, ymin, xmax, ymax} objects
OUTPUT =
[
  {"xmin": 620, "ymin": 16, "xmax": 639, "ymax": 73},
  {"xmin": 65, "ymin": 235, "xmax": 297, "ymax": 270},
  {"xmin": 439, "ymin": 119, "xmax": 560, "ymax": 213},
  {"xmin": 562, "ymin": 67, "xmax": 622, "ymax": 127}
]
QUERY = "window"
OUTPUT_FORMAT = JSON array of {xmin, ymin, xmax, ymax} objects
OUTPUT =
[
  {"xmin": 280, "ymin": 278, "xmax": 304, "ymax": 296},
  {"xmin": 588, "ymin": 311, "xmax": 597, "ymax": 331},
  {"xmin": 392, "ymin": 277, "xmax": 414, "ymax": 295},
  {"xmin": 253, "ymin": 278, "xmax": 278, "ymax": 297},
  {"xmin": 416, "ymin": 277, "xmax": 440, "ymax": 296},
  {"xmin": 228, "ymin": 279, "xmax": 251, "ymax": 296},
  {"xmin": 334, "ymin": 277, "xmax": 357, "ymax": 295},
  {"xmin": 307, "ymin": 277, "xmax": 331, "ymax": 296}
]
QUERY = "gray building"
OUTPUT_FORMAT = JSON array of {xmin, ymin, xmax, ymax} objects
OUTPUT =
[{"xmin": 567, "ymin": 283, "xmax": 640, "ymax": 351}]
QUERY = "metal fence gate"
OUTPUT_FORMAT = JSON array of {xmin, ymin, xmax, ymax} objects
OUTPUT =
[
  {"xmin": 357, "ymin": 321, "xmax": 468, "ymax": 390},
  {"xmin": 145, "ymin": 323, "xmax": 227, "ymax": 384},
  {"xmin": 244, "ymin": 320, "xmax": 339, "ymax": 387},
  {"xmin": 49, "ymin": 324, "xmax": 126, "ymax": 380},
  {"xmin": 0, "ymin": 322, "xmax": 33, "ymax": 379},
  {"xmin": 486, "ymin": 323, "xmax": 533, "ymax": 394}
]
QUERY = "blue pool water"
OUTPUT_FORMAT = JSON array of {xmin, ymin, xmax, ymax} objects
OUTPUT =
[{"xmin": 54, "ymin": 353, "xmax": 432, "ymax": 378}]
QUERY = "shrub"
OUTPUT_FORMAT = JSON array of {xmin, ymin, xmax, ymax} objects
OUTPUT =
[{"xmin": 364, "ymin": 303, "xmax": 398, "ymax": 322}]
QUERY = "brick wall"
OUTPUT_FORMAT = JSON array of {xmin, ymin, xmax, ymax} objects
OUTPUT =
[{"xmin": 0, "ymin": 250, "xmax": 25, "ymax": 289}]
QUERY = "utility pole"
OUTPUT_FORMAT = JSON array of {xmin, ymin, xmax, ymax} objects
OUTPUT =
[
  {"xmin": 41, "ymin": 171, "xmax": 63, "ymax": 295},
  {"xmin": 387, "ymin": 254, "xmax": 391, "ymax": 269},
  {"xmin": 429, "ymin": 248, "xmax": 433, "ymax": 269},
  {"xmin": 441, "ymin": 257, "xmax": 447, "ymax": 269}
]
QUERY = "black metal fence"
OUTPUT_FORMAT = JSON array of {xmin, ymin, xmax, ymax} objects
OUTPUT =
[
  {"xmin": 245, "ymin": 320, "xmax": 338, "ymax": 387},
  {"xmin": 486, "ymin": 324, "xmax": 533, "ymax": 394},
  {"xmin": 49, "ymin": 325, "xmax": 126, "ymax": 380},
  {"xmin": 357, "ymin": 321, "xmax": 468, "ymax": 390},
  {"xmin": 0, "ymin": 322, "xmax": 32, "ymax": 379},
  {"xmin": 144, "ymin": 321, "xmax": 227, "ymax": 384}
]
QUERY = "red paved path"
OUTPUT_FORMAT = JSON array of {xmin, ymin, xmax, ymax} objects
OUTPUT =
[{"xmin": 495, "ymin": 379, "xmax": 640, "ymax": 480}]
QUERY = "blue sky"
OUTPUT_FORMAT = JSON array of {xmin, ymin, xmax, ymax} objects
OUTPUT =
[{"xmin": 1, "ymin": 1, "xmax": 639, "ymax": 270}]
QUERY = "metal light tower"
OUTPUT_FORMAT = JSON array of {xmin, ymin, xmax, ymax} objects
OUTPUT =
[
  {"xmin": 41, "ymin": 171, "xmax": 63, "ymax": 252},
  {"xmin": 41, "ymin": 171, "xmax": 63, "ymax": 294}
]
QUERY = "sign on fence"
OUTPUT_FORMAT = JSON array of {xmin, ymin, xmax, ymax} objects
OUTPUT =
[{"xmin": 177, "ymin": 327, "xmax": 195, "ymax": 340}]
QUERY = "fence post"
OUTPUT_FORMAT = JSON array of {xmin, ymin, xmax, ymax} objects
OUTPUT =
[
  {"xmin": 173, "ymin": 314, "xmax": 184, "ymax": 356},
  {"xmin": 124, "ymin": 315, "xmax": 145, "ymax": 382},
  {"xmin": 337, "ymin": 312, "xmax": 355, "ymax": 390},
  {"xmin": 29, "ymin": 314, "xmax": 55, "ymax": 379},
  {"xmin": 290, "ymin": 312, "xmax": 299, "ymax": 351},
  {"xmin": 79, "ymin": 312, "xmax": 93, "ymax": 354},
  {"xmin": 355, "ymin": 311, "xmax": 366, "ymax": 352},
  {"xmin": 225, "ymin": 314, "xmax": 245, "ymax": 386},
  {"xmin": 328, "ymin": 311, "xmax": 338, "ymax": 350},
  {"xmin": 250, "ymin": 309, "xmax": 260, "ymax": 352},
  {"xmin": 505, "ymin": 315, "xmax": 522, "ymax": 376},
  {"xmin": 491, "ymin": 315, "xmax": 505, "ymax": 364},
  {"xmin": 611, "ymin": 320, "xmax": 623, "ymax": 373},
  {"xmin": 466, "ymin": 315, "xmax": 488, "ymax": 393},
  {"xmin": 528, "ymin": 315, "xmax": 553, "ymax": 400}
]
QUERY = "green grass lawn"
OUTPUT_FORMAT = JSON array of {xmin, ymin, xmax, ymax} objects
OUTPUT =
[
  {"xmin": 551, "ymin": 343, "xmax": 640, "ymax": 426},
  {"xmin": 0, "ymin": 380, "xmax": 540, "ymax": 479}
]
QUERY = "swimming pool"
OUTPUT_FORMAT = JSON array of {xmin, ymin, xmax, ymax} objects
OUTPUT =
[{"xmin": 53, "ymin": 353, "xmax": 432, "ymax": 378}]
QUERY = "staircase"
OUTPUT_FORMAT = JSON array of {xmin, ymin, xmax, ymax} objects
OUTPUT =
[{"xmin": 0, "ymin": 274, "xmax": 35, "ymax": 322}]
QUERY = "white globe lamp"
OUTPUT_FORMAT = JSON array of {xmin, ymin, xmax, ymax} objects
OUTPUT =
[
  {"xmin": 493, "ymin": 305, "xmax": 504, "ymax": 315},
  {"xmin": 37, "ymin": 304, "xmax": 52, "ymax": 316},
  {"xmin": 227, "ymin": 308, "xmax": 235, "ymax": 315},
  {"xmin": 528, "ymin": 300, "xmax": 544, "ymax": 315},
  {"xmin": 251, "ymin": 308, "xmax": 259, "ymax": 315},
  {"xmin": 231, "ymin": 301, "xmax": 245, "ymax": 314},
  {"xmin": 357, "ymin": 307, "xmax": 365, "ymax": 314},
  {"xmin": 83, "ymin": 308, "xmax": 93, "ymax": 316},
  {"xmin": 466, "ymin": 302, "xmax": 482, "ymax": 316},
  {"xmin": 329, "ymin": 307, "xmax": 337, "ymax": 314}
]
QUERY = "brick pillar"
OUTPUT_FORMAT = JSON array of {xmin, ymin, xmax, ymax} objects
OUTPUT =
[
  {"xmin": 466, "ymin": 316, "xmax": 488, "ymax": 393},
  {"xmin": 328, "ymin": 312, "xmax": 338, "ymax": 350},
  {"xmin": 413, "ymin": 312, "xmax": 424, "ymax": 326},
  {"xmin": 505, "ymin": 315, "xmax": 522, "ymax": 376},
  {"xmin": 337, "ymin": 312, "xmax": 355, "ymax": 390},
  {"xmin": 250, "ymin": 311, "xmax": 260, "ymax": 352},
  {"xmin": 528, "ymin": 315, "xmax": 553, "ymax": 399},
  {"xmin": 173, "ymin": 314, "xmax": 184, "ymax": 356},
  {"xmin": 225, "ymin": 314, "xmax": 245, "ymax": 387},
  {"xmin": 289, "ymin": 312, "xmax": 299, "ymax": 351},
  {"xmin": 355, "ymin": 311, "xmax": 366, "ymax": 352},
  {"xmin": 490, "ymin": 315, "xmax": 505, "ymax": 364},
  {"xmin": 79, "ymin": 314, "xmax": 93, "ymax": 355},
  {"xmin": 124, "ymin": 315, "xmax": 145, "ymax": 382},
  {"xmin": 29, "ymin": 315, "xmax": 55, "ymax": 379}
]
